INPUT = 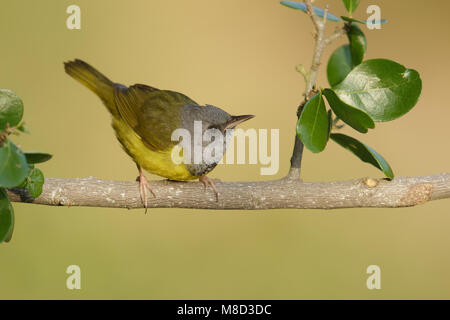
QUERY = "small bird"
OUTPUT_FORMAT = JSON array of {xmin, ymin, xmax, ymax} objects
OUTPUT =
[{"xmin": 64, "ymin": 59, "xmax": 254, "ymax": 209}]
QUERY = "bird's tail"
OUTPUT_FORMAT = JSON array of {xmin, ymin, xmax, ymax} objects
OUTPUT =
[{"xmin": 64, "ymin": 59, "xmax": 117, "ymax": 115}]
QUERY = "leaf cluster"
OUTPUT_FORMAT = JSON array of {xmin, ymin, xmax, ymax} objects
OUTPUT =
[
  {"xmin": 0, "ymin": 89, "xmax": 52, "ymax": 243},
  {"xmin": 282, "ymin": 1, "xmax": 422, "ymax": 179}
]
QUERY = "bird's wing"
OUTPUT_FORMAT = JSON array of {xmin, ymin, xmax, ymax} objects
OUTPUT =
[{"xmin": 114, "ymin": 84, "xmax": 198, "ymax": 151}]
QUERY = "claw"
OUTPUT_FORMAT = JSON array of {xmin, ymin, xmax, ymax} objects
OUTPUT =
[
  {"xmin": 136, "ymin": 165, "xmax": 155, "ymax": 213},
  {"xmin": 199, "ymin": 176, "xmax": 219, "ymax": 201}
]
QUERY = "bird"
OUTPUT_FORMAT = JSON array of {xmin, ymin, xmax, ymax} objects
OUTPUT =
[{"xmin": 64, "ymin": 59, "xmax": 254, "ymax": 210}]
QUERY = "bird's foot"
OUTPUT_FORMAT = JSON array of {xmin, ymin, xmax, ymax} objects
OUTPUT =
[
  {"xmin": 136, "ymin": 171, "xmax": 156, "ymax": 213},
  {"xmin": 199, "ymin": 176, "xmax": 220, "ymax": 201}
]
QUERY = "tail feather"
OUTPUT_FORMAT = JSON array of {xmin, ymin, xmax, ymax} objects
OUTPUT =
[{"xmin": 64, "ymin": 59, "xmax": 117, "ymax": 115}]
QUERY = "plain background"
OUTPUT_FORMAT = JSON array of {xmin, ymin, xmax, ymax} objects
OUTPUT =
[{"xmin": 0, "ymin": 0, "xmax": 449, "ymax": 299}]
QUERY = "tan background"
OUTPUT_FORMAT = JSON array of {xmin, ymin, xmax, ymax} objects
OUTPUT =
[{"xmin": 0, "ymin": 0, "xmax": 449, "ymax": 299}]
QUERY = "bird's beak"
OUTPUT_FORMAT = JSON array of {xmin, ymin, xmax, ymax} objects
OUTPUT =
[{"xmin": 225, "ymin": 115, "xmax": 255, "ymax": 130}]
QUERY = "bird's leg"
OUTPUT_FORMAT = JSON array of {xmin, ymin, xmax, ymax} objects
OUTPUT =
[
  {"xmin": 199, "ymin": 175, "xmax": 220, "ymax": 201},
  {"xmin": 136, "ymin": 165, "xmax": 156, "ymax": 213}
]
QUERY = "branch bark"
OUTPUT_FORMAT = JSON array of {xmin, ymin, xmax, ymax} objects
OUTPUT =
[{"xmin": 7, "ymin": 174, "xmax": 450, "ymax": 210}]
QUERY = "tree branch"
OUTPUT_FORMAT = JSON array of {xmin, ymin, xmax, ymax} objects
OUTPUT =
[{"xmin": 7, "ymin": 174, "xmax": 450, "ymax": 210}]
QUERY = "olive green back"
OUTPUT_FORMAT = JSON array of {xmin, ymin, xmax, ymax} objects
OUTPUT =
[{"xmin": 114, "ymin": 84, "xmax": 198, "ymax": 151}]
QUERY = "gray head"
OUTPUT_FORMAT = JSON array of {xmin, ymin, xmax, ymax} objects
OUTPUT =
[
  {"xmin": 179, "ymin": 104, "xmax": 254, "ymax": 177},
  {"xmin": 181, "ymin": 104, "xmax": 253, "ymax": 132}
]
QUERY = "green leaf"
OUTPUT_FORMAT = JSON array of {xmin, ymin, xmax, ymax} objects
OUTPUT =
[
  {"xmin": 341, "ymin": 16, "xmax": 388, "ymax": 25},
  {"xmin": 331, "ymin": 133, "xmax": 394, "ymax": 179},
  {"xmin": 347, "ymin": 23, "xmax": 366, "ymax": 66},
  {"xmin": 323, "ymin": 88, "xmax": 374, "ymax": 133},
  {"xmin": 297, "ymin": 91, "xmax": 329, "ymax": 153},
  {"xmin": 342, "ymin": 0, "xmax": 360, "ymax": 15},
  {"xmin": 280, "ymin": 1, "xmax": 341, "ymax": 22},
  {"xmin": 0, "ymin": 188, "xmax": 14, "ymax": 243},
  {"xmin": 25, "ymin": 168, "xmax": 44, "ymax": 198},
  {"xmin": 17, "ymin": 122, "xmax": 30, "ymax": 134},
  {"xmin": 24, "ymin": 152, "xmax": 53, "ymax": 164},
  {"xmin": 0, "ymin": 89, "xmax": 24, "ymax": 131},
  {"xmin": 0, "ymin": 140, "xmax": 29, "ymax": 188},
  {"xmin": 327, "ymin": 45, "xmax": 353, "ymax": 87},
  {"xmin": 334, "ymin": 59, "xmax": 422, "ymax": 122}
]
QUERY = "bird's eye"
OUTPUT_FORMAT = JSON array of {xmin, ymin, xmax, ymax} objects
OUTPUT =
[{"xmin": 207, "ymin": 125, "xmax": 219, "ymax": 130}]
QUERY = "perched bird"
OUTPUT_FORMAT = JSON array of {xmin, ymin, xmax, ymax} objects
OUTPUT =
[{"xmin": 64, "ymin": 59, "xmax": 254, "ymax": 209}]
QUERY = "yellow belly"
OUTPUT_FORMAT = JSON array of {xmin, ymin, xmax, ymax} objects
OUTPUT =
[{"xmin": 111, "ymin": 118, "xmax": 195, "ymax": 181}]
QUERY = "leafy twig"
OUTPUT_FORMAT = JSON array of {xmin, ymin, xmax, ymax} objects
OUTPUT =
[{"xmin": 288, "ymin": 1, "xmax": 346, "ymax": 179}]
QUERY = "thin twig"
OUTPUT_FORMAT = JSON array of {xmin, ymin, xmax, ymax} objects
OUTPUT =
[
  {"xmin": 325, "ymin": 26, "xmax": 347, "ymax": 45},
  {"xmin": 288, "ymin": 1, "xmax": 346, "ymax": 179},
  {"xmin": 304, "ymin": 0, "xmax": 326, "ymax": 95}
]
